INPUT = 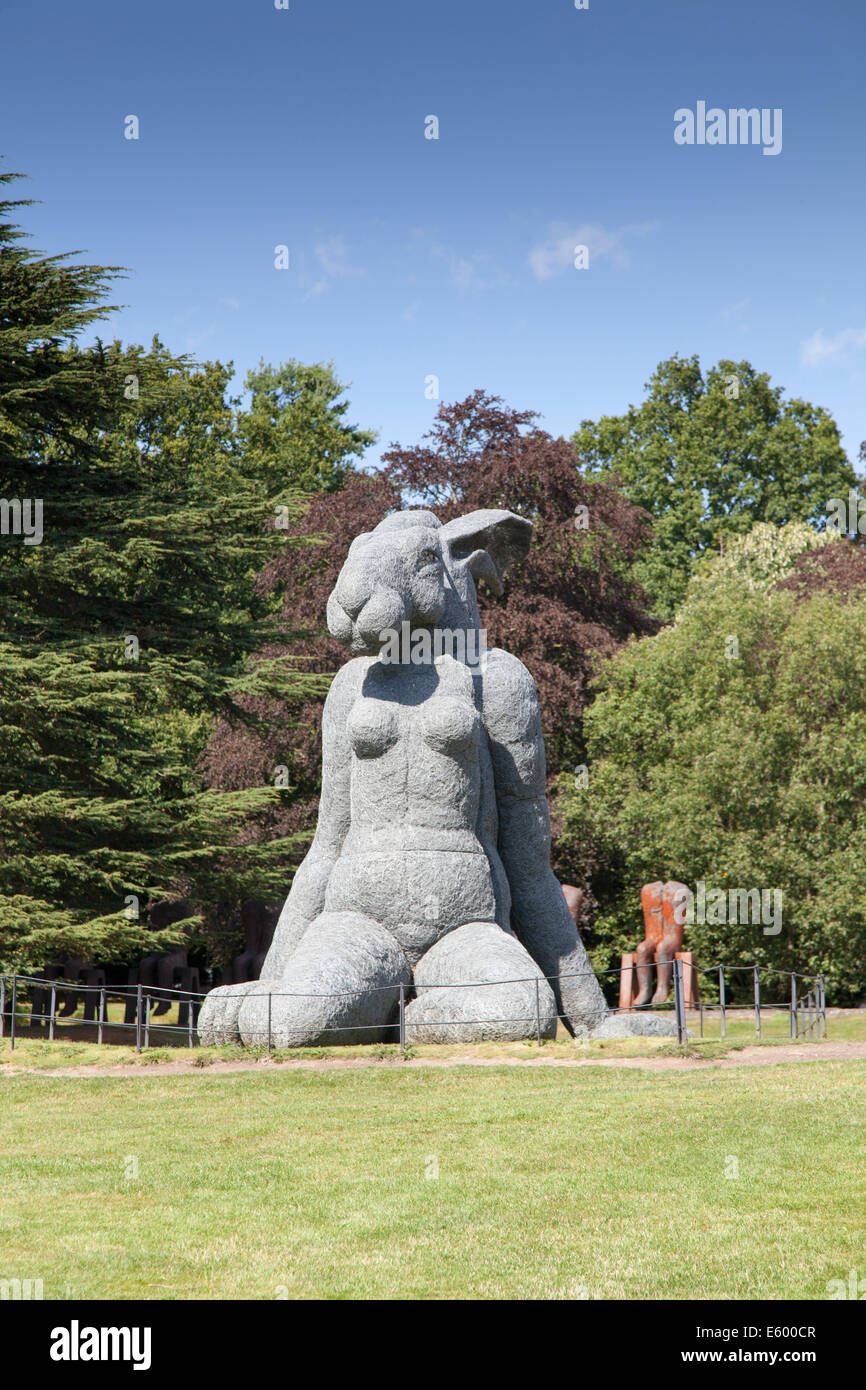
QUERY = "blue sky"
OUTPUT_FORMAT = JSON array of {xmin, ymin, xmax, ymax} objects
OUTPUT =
[{"xmin": 3, "ymin": 0, "xmax": 865, "ymax": 467}]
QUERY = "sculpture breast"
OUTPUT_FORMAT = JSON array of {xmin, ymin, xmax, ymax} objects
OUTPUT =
[
  {"xmin": 417, "ymin": 695, "xmax": 479, "ymax": 756},
  {"xmin": 346, "ymin": 699, "xmax": 399, "ymax": 758}
]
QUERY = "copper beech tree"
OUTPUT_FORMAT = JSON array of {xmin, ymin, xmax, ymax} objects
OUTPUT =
[{"xmin": 201, "ymin": 392, "xmax": 659, "ymax": 891}]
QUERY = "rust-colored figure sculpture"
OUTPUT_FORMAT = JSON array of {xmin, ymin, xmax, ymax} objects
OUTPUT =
[
  {"xmin": 561, "ymin": 884, "xmax": 584, "ymax": 932},
  {"xmin": 632, "ymin": 880, "xmax": 689, "ymax": 1006}
]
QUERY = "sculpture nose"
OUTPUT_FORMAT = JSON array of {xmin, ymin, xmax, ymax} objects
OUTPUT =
[
  {"xmin": 355, "ymin": 588, "xmax": 407, "ymax": 645},
  {"xmin": 334, "ymin": 555, "xmax": 384, "ymax": 621},
  {"xmin": 334, "ymin": 574, "xmax": 367, "ymax": 621}
]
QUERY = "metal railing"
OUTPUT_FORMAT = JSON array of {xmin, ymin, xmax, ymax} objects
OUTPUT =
[
  {"xmin": 668, "ymin": 960, "xmax": 826, "ymax": 1045},
  {"xmin": 0, "ymin": 959, "xmax": 827, "ymax": 1054}
]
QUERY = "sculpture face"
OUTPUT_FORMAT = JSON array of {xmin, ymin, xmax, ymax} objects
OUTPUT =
[
  {"xmin": 325, "ymin": 508, "xmax": 533, "ymax": 657},
  {"xmin": 327, "ymin": 514, "xmax": 448, "ymax": 656}
]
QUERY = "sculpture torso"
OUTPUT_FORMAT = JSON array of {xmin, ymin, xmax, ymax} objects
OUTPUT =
[
  {"xmin": 640, "ymin": 882, "xmax": 665, "ymax": 945},
  {"xmin": 324, "ymin": 653, "xmax": 504, "ymax": 964}
]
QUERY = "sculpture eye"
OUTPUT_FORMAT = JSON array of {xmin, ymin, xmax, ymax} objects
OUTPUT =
[{"xmin": 418, "ymin": 548, "xmax": 438, "ymax": 567}]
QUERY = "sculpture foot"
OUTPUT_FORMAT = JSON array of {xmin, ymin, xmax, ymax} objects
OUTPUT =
[
  {"xmin": 590, "ymin": 1012, "xmax": 682, "ymax": 1040},
  {"xmin": 197, "ymin": 981, "xmax": 264, "ymax": 1046},
  {"xmin": 236, "ymin": 911, "xmax": 411, "ymax": 1048},
  {"xmin": 405, "ymin": 922, "xmax": 558, "ymax": 1044}
]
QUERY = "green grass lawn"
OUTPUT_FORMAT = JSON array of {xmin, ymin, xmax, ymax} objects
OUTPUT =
[
  {"xmin": 677, "ymin": 1006, "xmax": 864, "ymax": 1042},
  {"xmin": 1, "ymin": 1053, "xmax": 864, "ymax": 1300}
]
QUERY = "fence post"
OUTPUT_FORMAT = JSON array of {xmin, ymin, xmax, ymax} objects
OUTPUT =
[
  {"xmin": 49, "ymin": 983, "xmax": 57, "ymax": 1042},
  {"xmin": 144, "ymin": 994, "xmax": 151, "ymax": 1050},
  {"xmin": 135, "ymin": 982, "xmax": 143, "ymax": 1054},
  {"xmin": 808, "ymin": 991, "xmax": 815, "ymax": 1038},
  {"xmin": 718, "ymin": 965, "xmax": 726, "ymax": 1039},
  {"xmin": 399, "ymin": 983, "xmax": 406, "ymax": 1052},
  {"xmin": 535, "ymin": 977, "xmax": 542, "ymax": 1047},
  {"xmin": 267, "ymin": 992, "xmax": 272, "ymax": 1055},
  {"xmin": 10, "ymin": 976, "xmax": 17, "ymax": 1051},
  {"xmin": 673, "ymin": 958, "xmax": 686, "ymax": 1045},
  {"xmin": 753, "ymin": 965, "xmax": 761, "ymax": 1039},
  {"xmin": 819, "ymin": 974, "xmax": 827, "ymax": 1037},
  {"xmin": 188, "ymin": 993, "xmax": 195, "ymax": 1049},
  {"xmin": 98, "ymin": 988, "xmax": 105, "ymax": 1046},
  {"xmin": 790, "ymin": 973, "xmax": 797, "ymax": 1039}
]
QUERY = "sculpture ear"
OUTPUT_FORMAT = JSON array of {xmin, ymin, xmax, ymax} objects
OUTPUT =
[{"xmin": 440, "ymin": 510, "xmax": 532, "ymax": 597}]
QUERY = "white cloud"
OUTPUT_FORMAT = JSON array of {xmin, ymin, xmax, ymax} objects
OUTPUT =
[
  {"xmin": 800, "ymin": 327, "xmax": 866, "ymax": 366},
  {"xmin": 432, "ymin": 245, "xmax": 492, "ymax": 291},
  {"xmin": 303, "ymin": 236, "xmax": 365, "ymax": 298},
  {"xmin": 314, "ymin": 235, "xmax": 364, "ymax": 280},
  {"xmin": 410, "ymin": 230, "xmax": 494, "ymax": 292},
  {"xmin": 528, "ymin": 221, "xmax": 658, "ymax": 280}
]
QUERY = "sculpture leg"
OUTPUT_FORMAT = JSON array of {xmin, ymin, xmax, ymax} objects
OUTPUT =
[
  {"xmin": 651, "ymin": 932, "xmax": 679, "ymax": 1005},
  {"xmin": 632, "ymin": 939, "xmax": 656, "ymax": 1007},
  {"xmin": 509, "ymin": 883, "xmax": 608, "ymax": 1037},
  {"xmin": 405, "ymin": 922, "xmax": 558, "ymax": 1044},
  {"xmin": 235, "ymin": 912, "xmax": 412, "ymax": 1048}
]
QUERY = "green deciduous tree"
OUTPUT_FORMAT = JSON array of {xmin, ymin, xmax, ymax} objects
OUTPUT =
[
  {"xmin": 236, "ymin": 359, "xmax": 376, "ymax": 494},
  {"xmin": 572, "ymin": 354, "xmax": 858, "ymax": 618},
  {"xmin": 557, "ymin": 525, "xmax": 866, "ymax": 1003}
]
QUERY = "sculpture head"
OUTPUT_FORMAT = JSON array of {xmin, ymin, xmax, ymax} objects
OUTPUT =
[{"xmin": 326, "ymin": 508, "xmax": 532, "ymax": 657}]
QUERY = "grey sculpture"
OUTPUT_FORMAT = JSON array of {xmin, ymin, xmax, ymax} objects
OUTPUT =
[{"xmin": 198, "ymin": 508, "xmax": 676, "ymax": 1046}]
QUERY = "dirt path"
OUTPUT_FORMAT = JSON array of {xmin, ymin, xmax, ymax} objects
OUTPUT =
[{"xmin": 3, "ymin": 1040, "xmax": 866, "ymax": 1078}]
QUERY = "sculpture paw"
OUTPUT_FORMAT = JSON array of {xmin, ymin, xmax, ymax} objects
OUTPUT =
[{"xmin": 197, "ymin": 981, "xmax": 271, "ymax": 1046}]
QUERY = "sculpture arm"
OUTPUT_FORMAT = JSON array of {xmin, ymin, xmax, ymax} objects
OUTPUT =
[
  {"xmin": 481, "ymin": 649, "xmax": 608, "ymax": 1036},
  {"xmin": 261, "ymin": 661, "xmax": 357, "ymax": 976}
]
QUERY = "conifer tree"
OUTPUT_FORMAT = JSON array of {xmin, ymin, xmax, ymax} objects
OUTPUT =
[{"xmin": 0, "ymin": 172, "xmax": 331, "ymax": 971}]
